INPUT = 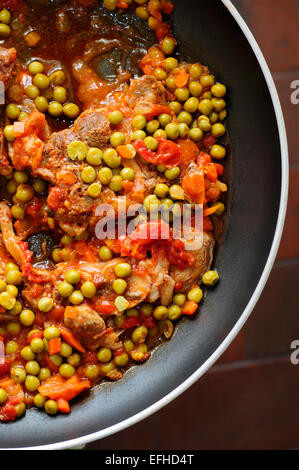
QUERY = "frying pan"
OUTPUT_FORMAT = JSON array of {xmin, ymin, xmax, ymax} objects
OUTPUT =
[{"xmin": 0, "ymin": 0, "xmax": 288, "ymax": 449}]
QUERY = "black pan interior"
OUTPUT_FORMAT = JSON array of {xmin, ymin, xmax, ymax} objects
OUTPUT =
[{"xmin": 0, "ymin": 0, "xmax": 282, "ymax": 448}]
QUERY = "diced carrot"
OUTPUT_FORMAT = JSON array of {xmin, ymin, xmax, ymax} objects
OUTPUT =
[
  {"xmin": 116, "ymin": 145, "xmax": 135, "ymax": 159},
  {"xmin": 48, "ymin": 337, "xmax": 61, "ymax": 356},
  {"xmin": 24, "ymin": 31, "xmax": 40, "ymax": 47},
  {"xmin": 59, "ymin": 325, "xmax": 86, "ymax": 353},
  {"xmin": 174, "ymin": 69, "xmax": 189, "ymax": 88},
  {"xmin": 57, "ymin": 398, "xmax": 71, "ymax": 414},
  {"xmin": 182, "ymin": 301, "xmax": 198, "ymax": 316},
  {"xmin": 203, "ymin": 204, "xmax": 221, "ymax": 217}
]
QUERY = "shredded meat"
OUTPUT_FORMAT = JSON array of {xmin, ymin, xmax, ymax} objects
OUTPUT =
[
  {"xmin": 0, "ymin": 46, "xmax": 16, "ymax": 89},
  {"xmin": 64, "ymin": 304, "xmax": 106, "ymax": 350}
]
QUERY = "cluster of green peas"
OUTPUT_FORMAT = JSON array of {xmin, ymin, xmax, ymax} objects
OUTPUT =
[
  {"xmin": 2, "ymin": 324, "xmax": 121, "ymax": 416},
  {"xmin": 0, "ymin": 8, "xmax": 12, "ymax": 39},
  {"xmin": 3, "ymin": 62, "xmax": 80, "ymax": 143},
  {"xmin": 56, "ymin": 262, "xmax": 132, "ymax": 312},
  {"xmin": 5, "ymin": 169, "xmax": 46, "ymax": 220},
  {"xmin": 66, "ymin": 123, "xmax": 136, "ymax": 199}
]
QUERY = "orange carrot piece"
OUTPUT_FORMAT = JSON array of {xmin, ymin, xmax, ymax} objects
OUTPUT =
[
  {"xmin": 116, "ymin": 145, "xmax": 135, "ymax": 159},
  {"xmin": 174, "ymin": 69, "xmax": 189, "ymax": 88},
  {"xmin": 38, "ymin": 374, "xmax": 90, "ymax": 401},
  {"xmin": 182, "ymin": 301, "xmax": 198, "ymax": 316},
  {"xmin": 203, "ymin": 204, "xmax": 221, "ymax": 217},
  {"xmin": 48, "ymin": 337, "xmax": 61, "ymax": 356},
  {"xmin": 57, "ymin": 398, "xmax": 71, "ymax": 414},
  {"xmin": 59, "ymin": 325, "xmax": 86, "ymax": 353}
]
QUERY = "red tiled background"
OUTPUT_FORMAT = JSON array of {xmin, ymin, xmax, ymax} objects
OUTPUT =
[{"xmin": 87, "ymin": 0, "xmax": 299, "ymax": 450}]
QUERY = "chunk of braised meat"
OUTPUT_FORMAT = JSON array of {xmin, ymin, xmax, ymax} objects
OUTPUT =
[
  {"xmin": 64, "ymin": 304, "xmax": 107, "ymax": 351},
  {"xmin": 125, "ymin": 75, "xmax": 167, "ymax": 115},
  {"xmin": 0, "ymin": 46, "xmax": 16, "ymax": 90},
  {"xmin": 170, "ymin": 231, "xmax": 215, "ymax": 290}
]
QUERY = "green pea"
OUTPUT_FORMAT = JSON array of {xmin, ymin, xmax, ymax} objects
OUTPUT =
[
  {"xmin": 114, "ymin": 262, "xmax": 132, "ymax": 278},
  {"xmin": 18, "ymin": 111, "xmax": 29, "ymax": 121},
  {"xmin": 96, "ymin": 170, "xmax": 113, "ymax": 190},
  {"xmin": 45, "ymin": 400, "xmax": 58, "ymax": 415},
  {"xmin": 154, "ymin": 183, "xmax": 169, "ymax": 198},
  {"xmin": 68, "ymin": 290, "xmax": 84, "ymax": 305},
  {"xmin": 110, "ymin": 132, "xmax": 126, "ymax": 147},
  {"xmin": 165, "ymin": 167, "xmax": 180, "ymax": 180},
  {"xmin": 200, "ymin": 74, "xmax": 215, "ymax": 87},
  {"xmin": 81, "ymin": 281, "xmax": 97, "ymax": 299},
  {"xmin": 3, "ymin": 125, "xmax": 15, "ymax": 142},
  {"xmin": 210, "ymin": 144, "xmax": 226, "ymax": 160},
  {"xmin": 6, "ymin": 103, "xmax": 20, "ymax": 120},
  {"xmin": 85, "ymin": 364, "xmax": 100, "ymax": 379},
  {"xmin": 44, "ymin": 326, "xmax": 60, "ymax": 340},
  {"xmin": 0, "ymin": 8, "xmax": 11, "ymax": 24},
  {"xmin": 5, "ymin": 340, "xmax": 18, "ymax": 354},
  {"xmin": 38, "ymin": 297, "xmax": 53, "ymax": 312},
  {"xmin": 60, "ymin": 342, "xmax": 72, "ymax": 358},
  {"xmin": 11, "ymin": 204, "xmax": 25, "ymax": 220},
  {"xmin": 0, "ymin": 388, "xmax": 8, "ymax": 404},
  {"xmin": 211, "ymin": 201, "xmax": 225, "ymax": 216},
  {"xmin": 26, "ymin": 85, "xmax": 40, "ymax": 100},
  {"xmin": 87, "ymin": 182, "xmax": 102, "ymax": 198},
  {"xmin": 81, "ymin": 166, "xmax": 96, "ymax": 183},
  {"xmin": 63, "ymin": 102, "xmax": 80, "ymax": 119},
  {"xmin": 187, "ymin": 287, "xmax": 203, "ymax": 303},
  {"xmin": 99, "ymin": 246, "xmax": 113, "ymax": 261},
  {"xmin": 153, "ymin": 305, "xmax": 168, "ymax": 320},
  {"xmin": 34, "ymin": 393, "xmax": 46, "ymax": 408},
  {"xmin": 58, "ymin": 281, "xmax": 73, "ymax": 298},
  {"xmin": 28, "ymin": 61, "xmax": 44, "ymax": 75},
  {"xmin": 33, "ymin": 178, "xmax": 47, "ymax": 193},
  {"xmin": 86, "ymin": 147, "xmax": 102, "ymax": 166},
  {"xmin": 163, "ymin": 57, "xmax": 178, "ymax": 71},
  {"xmin": 109, "ymin": 110, "xmax": 123, "ymax": 125},
  {"xmin": 211, "ymin": 123, "xmax": 226, "ymax": 138},
  {"xmin": 169, "ymin": 184, "xmax": 184, "ymax": 200},
  {"xmin": 198, "ymin": 116, "xmax": 212, "ymax": 132},
  {"xmin": 175, "ymin": 88, "xmax": 190, "ymax": 102},
  {"xmin": 65, "ymin": 269, "xmax": 80, "ymax": 284},
  {"xmin": 67, "ymin": 353, "xmax": 81, "ymax": 367},
  {"xmin": 49, "ymin": 70, "xmax": 66, "ymax": 85},
  {"xmin": 30, "ymin": 337, "xmax": 44, "ymax": 354},
  {"xmin": 189, "ymin": 81, "xmax": 203, "ymax": 97},
  {"xmin": 132, "ymin": 130, "xmax": 146, "ymax": 141},
  {"xmin": 48, "ymin": 101, "xmax": 63, "ymax": 117},
  {"xmin": 6, "ymin": 284, "xmax": 18, "ymax": 298},
  {"xmin": 114, "ymin": 352, "xmax": 129, "ymax": 367},
  {"xmin": 132, "ymin": 325, "xmax": 148, "ymax": 344},
  {"xmin": 33, "ymin": 73, "xmax": 49, "ymax": 90},
  {"xmin": 190, "ymin": 63, "xmax": 202, "ymax": 79},
  {"xmin": 189, "ymin": 128, "xmax": 204, "ymax": 142},
  {"xmin": 113, "ymin": 279, "xmax": 127, "ymax": 295},
  {"xmin": 173, "ymin": 293, "xmax": 186, "ymax": 307},
  {"xmin": 132, "ymin": 114, "xmax": 146, "ymax": 130},
  {"xmin": 97, "ymin": 347, "xmax": 112, "ymax": 363},
  {"xmin": 5, "ymin": 269, "xmax": 22, "ymax": 285},
  {"xmin": 202, "ymin": 270, "xmax": 220, "ymax": 286},
  {"xmin": 144, "ymin": 136, "xmax": 158, "ymax": 151},
  {"xmin": 146, "ymin": 120, "xmax": 160, "ymax": 134},
  {"xmin": 0, "ymin": 23, "xmax": 11, "ymax": 38},
  {"xmin": 178, "ymin": 123, "xmax": 189, "ymax": 138},
  {"xmin": 154, "ymin": 67, "xmax": 167, "ymax": 80},
  {"xmin": 177, "ymin": 111, "xmax": 192, "ymax": 125},
  {"xmin": 120, "ymin": 167, "xmax": 135, "ymax": 181},
  {"xmin": 169, "ymin": 101, "xmax": 182, "ymax": 114},
  {"xmin": 161, "ymin": 37, "xmax": 175, "ymax": 55},
  {"xmin": 53, "ymin": 86, "xmax": 67, "ymax": 103},
  {"xmin": 168, "ymin": 304, "xmax": 182, "ymax": 321},
  {"xmin": 153, "ymin": 129, "xmax": 167, "ymax": 139},
  {"xmin": 103, "ymin": 148, "xmax": 121, "ymax": 168},
  {"xmin": 198, "ymin": 99, "xmax": 213, "ymax": 116},
  {"xmin": 166, "ymin": 76, "xmax": 176, "ymax": 91},
  {"xmin": 11, "ymin": 367, "xmax": 26, "ymax": 384},
  {"xmin": 59, "ymin": 363, "xmax": 75, "ymax": 378},
  {"xmin": 0, "ymin": 292, "xmax": 16, "ymax": 310},
  {"xmin": 20, "ymin": 309, "xmax": 35, "ymax": 326},
  {"xmin": 49, "ymin": 354, "xmax": 63, "ymax": 367},
  {"xmin": 109, "ymin": 175, "xmax": 123, "ymax": 192},
  {"xmin": 184, "ymin": 97, "xmax": 199, "ymax": 113},
  {"xmin": 165, "ymin": 123, "xmax": 179, "ymax": 140},
  {"xmin": 143, "ymin": 194, "xmax": 160, "ymax": 212},
  {"xmin": 25, "ymin": 360, "xmax": 40, "ymax": 376}
]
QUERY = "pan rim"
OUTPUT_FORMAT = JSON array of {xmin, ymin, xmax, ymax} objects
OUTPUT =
[{"xmin": 9, "ymin": 0, "xmax": 289, "ymax": 450}]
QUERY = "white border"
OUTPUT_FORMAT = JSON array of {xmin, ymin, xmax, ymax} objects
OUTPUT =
[{"xmin": 13, "ymin": 0, "xmax": 289, "ymax": 450}]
